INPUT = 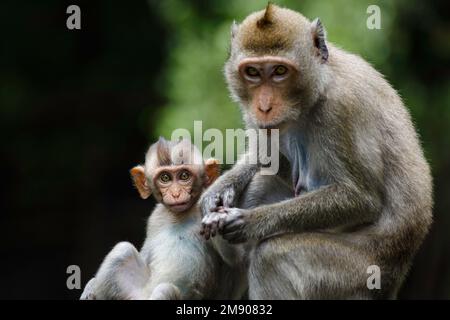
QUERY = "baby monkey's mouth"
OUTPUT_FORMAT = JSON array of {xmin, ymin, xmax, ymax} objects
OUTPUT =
[{"xmin": 168, "ymin": 201, "xmax": 192, "ymax": 212}]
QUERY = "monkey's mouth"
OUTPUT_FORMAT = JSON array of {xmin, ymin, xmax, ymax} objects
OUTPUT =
[{"xmin": 168, "ymin": 201, "xmax": 191, "ymax": 212}]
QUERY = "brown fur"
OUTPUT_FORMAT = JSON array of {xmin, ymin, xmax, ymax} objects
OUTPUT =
[{"xmin": 238, "ymin": 4, "xmax": 310, "ymax": 55}]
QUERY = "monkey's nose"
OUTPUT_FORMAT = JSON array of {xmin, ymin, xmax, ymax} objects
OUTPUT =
[
  {"xmin": 258, "ymin": 105, "xmax": 272, "ymax": 114},
  {"xmin": 172, "ymin": 192, "xmax": 180, "ymax": 199}
]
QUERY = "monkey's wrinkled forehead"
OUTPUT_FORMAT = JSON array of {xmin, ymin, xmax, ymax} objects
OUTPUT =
[
  {"xmin": 145, "ymin": 138, "xmax": 203, "ymax": 171},
  {"xmin": 236, "ymin": 4, "xmax": 310, "ymax": 55}
]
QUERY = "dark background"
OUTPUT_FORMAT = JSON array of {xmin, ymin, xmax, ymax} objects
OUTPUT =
[{"xmin": 0, "ymin": 0, "xmax": 449, "ymax": 299}]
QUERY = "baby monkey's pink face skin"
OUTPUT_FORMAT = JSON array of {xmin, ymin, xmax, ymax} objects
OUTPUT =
[
  {"xmin": 153, "ymin": 165, "xmax": 201, "ymax": 213},
  {"xmin": 130, "ymin": 138, "xmax": 220, "ymax": 216}
]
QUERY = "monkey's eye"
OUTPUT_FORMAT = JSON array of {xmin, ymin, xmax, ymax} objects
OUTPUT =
[
  {"xmin": 179, "ymin": 170, "xmax": 191, "ymax": 181},
  {"xmin": 245, "ymin": 67, "xmax": 260, "ymax": 77},
  {"xmin": 274, "ymin": 65, "xmax": 287, "ymax": 76},
  {"xmin": 159, "ymin": 172, "xmax": 171, "ymax": 183}
]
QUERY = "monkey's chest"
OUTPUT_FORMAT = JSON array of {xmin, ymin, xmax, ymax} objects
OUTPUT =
[
  {"xmin": 143, "ymin": 223, "xmax": 218, "ymax": 293},
  {"xmin": 280, "ymin": 128, "xmax": 331, "ymax": 196},
  {"xmin": 283, "ymin": 145, "xmax": 323, "ymax": 196}
]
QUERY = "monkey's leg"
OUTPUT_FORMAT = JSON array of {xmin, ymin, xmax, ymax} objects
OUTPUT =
[
  {"xmin": 248, "ymin": 233, "xmax": 376, "ymax": 300},
  {"xmin": 92, "ymin": 241, "xmax": 150, "ymax": 300}
]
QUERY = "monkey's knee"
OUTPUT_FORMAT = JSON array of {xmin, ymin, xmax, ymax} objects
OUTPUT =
[
  {"xmin": 100, "ymin": 241, "xmax": 142, "ymax": 272},
  {"xmin": 249, "ymin": 235, "xmax": 375, "ymax": 299},
  {"xmin": 109, "ymin": 241, "xmax": 139, "ymax": 261},
  {"xmin": 94, "ymin": 241, "xmax": 148, "ymax": 299},
  {"xmin": 149, "ymin": 283, "xmax": 181, "ymax": 300},
  {"xmin": 248, "ymin": 238, "xmax": 303, "ymax": 299}
]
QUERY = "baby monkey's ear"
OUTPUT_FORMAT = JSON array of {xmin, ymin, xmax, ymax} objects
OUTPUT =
[
  {"xmin": 130, "ymin": 165, "xmax": 151, "ymax": 199},
  {"xmin": 204, "ymin": 158, "xmax": 221, "ymax": 187}
]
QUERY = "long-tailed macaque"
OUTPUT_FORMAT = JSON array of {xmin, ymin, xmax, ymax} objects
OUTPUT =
[
  {"xmin": 200, "ymin": 4, "xmax": 432, "ymax": 299},
  {"xmin": 80, "ymin": 138, "xmax": 245, "ymax": 300}
]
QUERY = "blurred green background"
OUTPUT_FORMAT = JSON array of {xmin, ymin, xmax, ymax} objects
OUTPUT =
[{"xmin": 0, "ymin": 0, "xmax": 448, "ymax": 298}]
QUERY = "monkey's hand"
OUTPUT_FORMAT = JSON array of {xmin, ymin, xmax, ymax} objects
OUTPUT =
[
  {"xmin": 200, "ymin": 210, "xmax": 228, "ymax": 240},
  {"xmin": 201, "ymin": 207, "xmax": 252, "ymax": 244},
  {"xmin": 218, "ymin": 207, "xmax": 251, "ymax": 244},
  {"xmin": 200, "ymin": 184, "xmax": 237, "ymax": 217}
]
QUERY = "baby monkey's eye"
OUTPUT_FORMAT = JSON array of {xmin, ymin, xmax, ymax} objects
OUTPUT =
[
  {"xmin": 179, "ymin": 170, "xmax": 191, "ymax": 181},
  {"xmin": 159, "ymin": 172, "xmax": 171, "ymax": 183},
  {"xmin": 245, "ymin": 66, "xmax": 260, "ymax": 77},
  {"xmin": 274, "ymin": 65, "xmax": 287, "ymax": 76}
]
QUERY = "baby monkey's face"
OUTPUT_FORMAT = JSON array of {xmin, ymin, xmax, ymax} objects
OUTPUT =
[
  {"xmin": 153, "ymin": 164, "xmax": 202, "ymax": 213},
  {"xmin": 130, "ymin": 138, "xmax": 220, "ymax": 215}
]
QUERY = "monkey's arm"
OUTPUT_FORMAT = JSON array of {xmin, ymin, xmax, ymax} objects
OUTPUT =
[{"xmin": 216, "ymin": 183, "xmax": 382, "ymax": 243}]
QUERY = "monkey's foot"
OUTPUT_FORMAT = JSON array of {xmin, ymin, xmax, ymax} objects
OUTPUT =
[{"xmin": 80, "ymin": 277, "xmax": 97, "ymax": 300}]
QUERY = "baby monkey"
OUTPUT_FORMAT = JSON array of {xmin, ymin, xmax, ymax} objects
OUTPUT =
[{"xmin": 80, "ymin": 138, "xmax": 244, "ymax": 300}]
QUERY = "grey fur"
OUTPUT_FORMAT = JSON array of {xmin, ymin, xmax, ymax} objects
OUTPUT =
[{"xmin": 201, "ymin": 6, "xmax": 432, "ymax": 300}]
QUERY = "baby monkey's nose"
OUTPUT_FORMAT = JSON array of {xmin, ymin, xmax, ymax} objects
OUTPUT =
[{"xmin": 172, "ymin": 191, "xmax": 180, "ymax": 199}]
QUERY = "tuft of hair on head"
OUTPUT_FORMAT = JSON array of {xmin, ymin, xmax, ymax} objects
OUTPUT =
[
  {"xmin": 171, "ymin": 138, "xmax": 204, "ymax": 166},
  {"xmin": 156, "ymin": 136, "xmax": 172, "ymax": 166},
  {"xmin": 256, "ymin": 2, "xmax": 274, "ymax": 29},
  {"xmin": 236, "ymin": 3, "xmax": 310, "ymax": 55}
]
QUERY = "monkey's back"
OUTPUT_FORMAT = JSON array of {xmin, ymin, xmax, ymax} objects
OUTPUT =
[{"xmin": 328, "ymin": 45, "xmax": 433, "ymax": 290}]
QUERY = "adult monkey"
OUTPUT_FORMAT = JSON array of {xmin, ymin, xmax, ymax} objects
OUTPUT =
[{"xmin": 200, "ymin": 4, "xmax": 432, "ymax": 299}]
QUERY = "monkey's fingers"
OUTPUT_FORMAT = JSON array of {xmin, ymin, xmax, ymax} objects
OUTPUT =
[
  {"xmin": 201, "ymin": 213, "xmax": 221, "ymax": 239},
  {"xmin": 218, "ymin": 216, "xmax": 227, "ymax": 232},
  {"xmin": 212, "ymin": 212, "xmax": 229, "ymax": 237},
  {"xmin": 210, "ymin": 219, "xmax": 219, "ymax": 238},
  {"xmin": 201, "ymin": 221, "xmax": 211, "ymax": 240}
]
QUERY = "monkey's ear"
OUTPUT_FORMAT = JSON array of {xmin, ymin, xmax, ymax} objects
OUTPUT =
[
  {"xmin": 204, "ymin": 158, "xmax": 220, "ymax": 187},
  {"xmin": 311, "ymin": 18, "xmax": 328, "ymax": 62},
  {"xmin": 130, "ymin": 165, "xmax": 151, "ymax": 199}
]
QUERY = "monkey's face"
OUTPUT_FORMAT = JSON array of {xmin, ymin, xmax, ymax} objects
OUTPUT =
[
  {"xmin": 234, "ymin": 56, "xmax": 301, "ymax": 129},
  {"xmin": 131, "ymin": 138, "xmax": 221, "ymax": 215},
  {"xmin": 152, "ymin": 165, "xmax": 202, "ymax": 213},
  {"xmin": 225, "ymin": 4, "xmax": 329, "ymax": 130}
]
